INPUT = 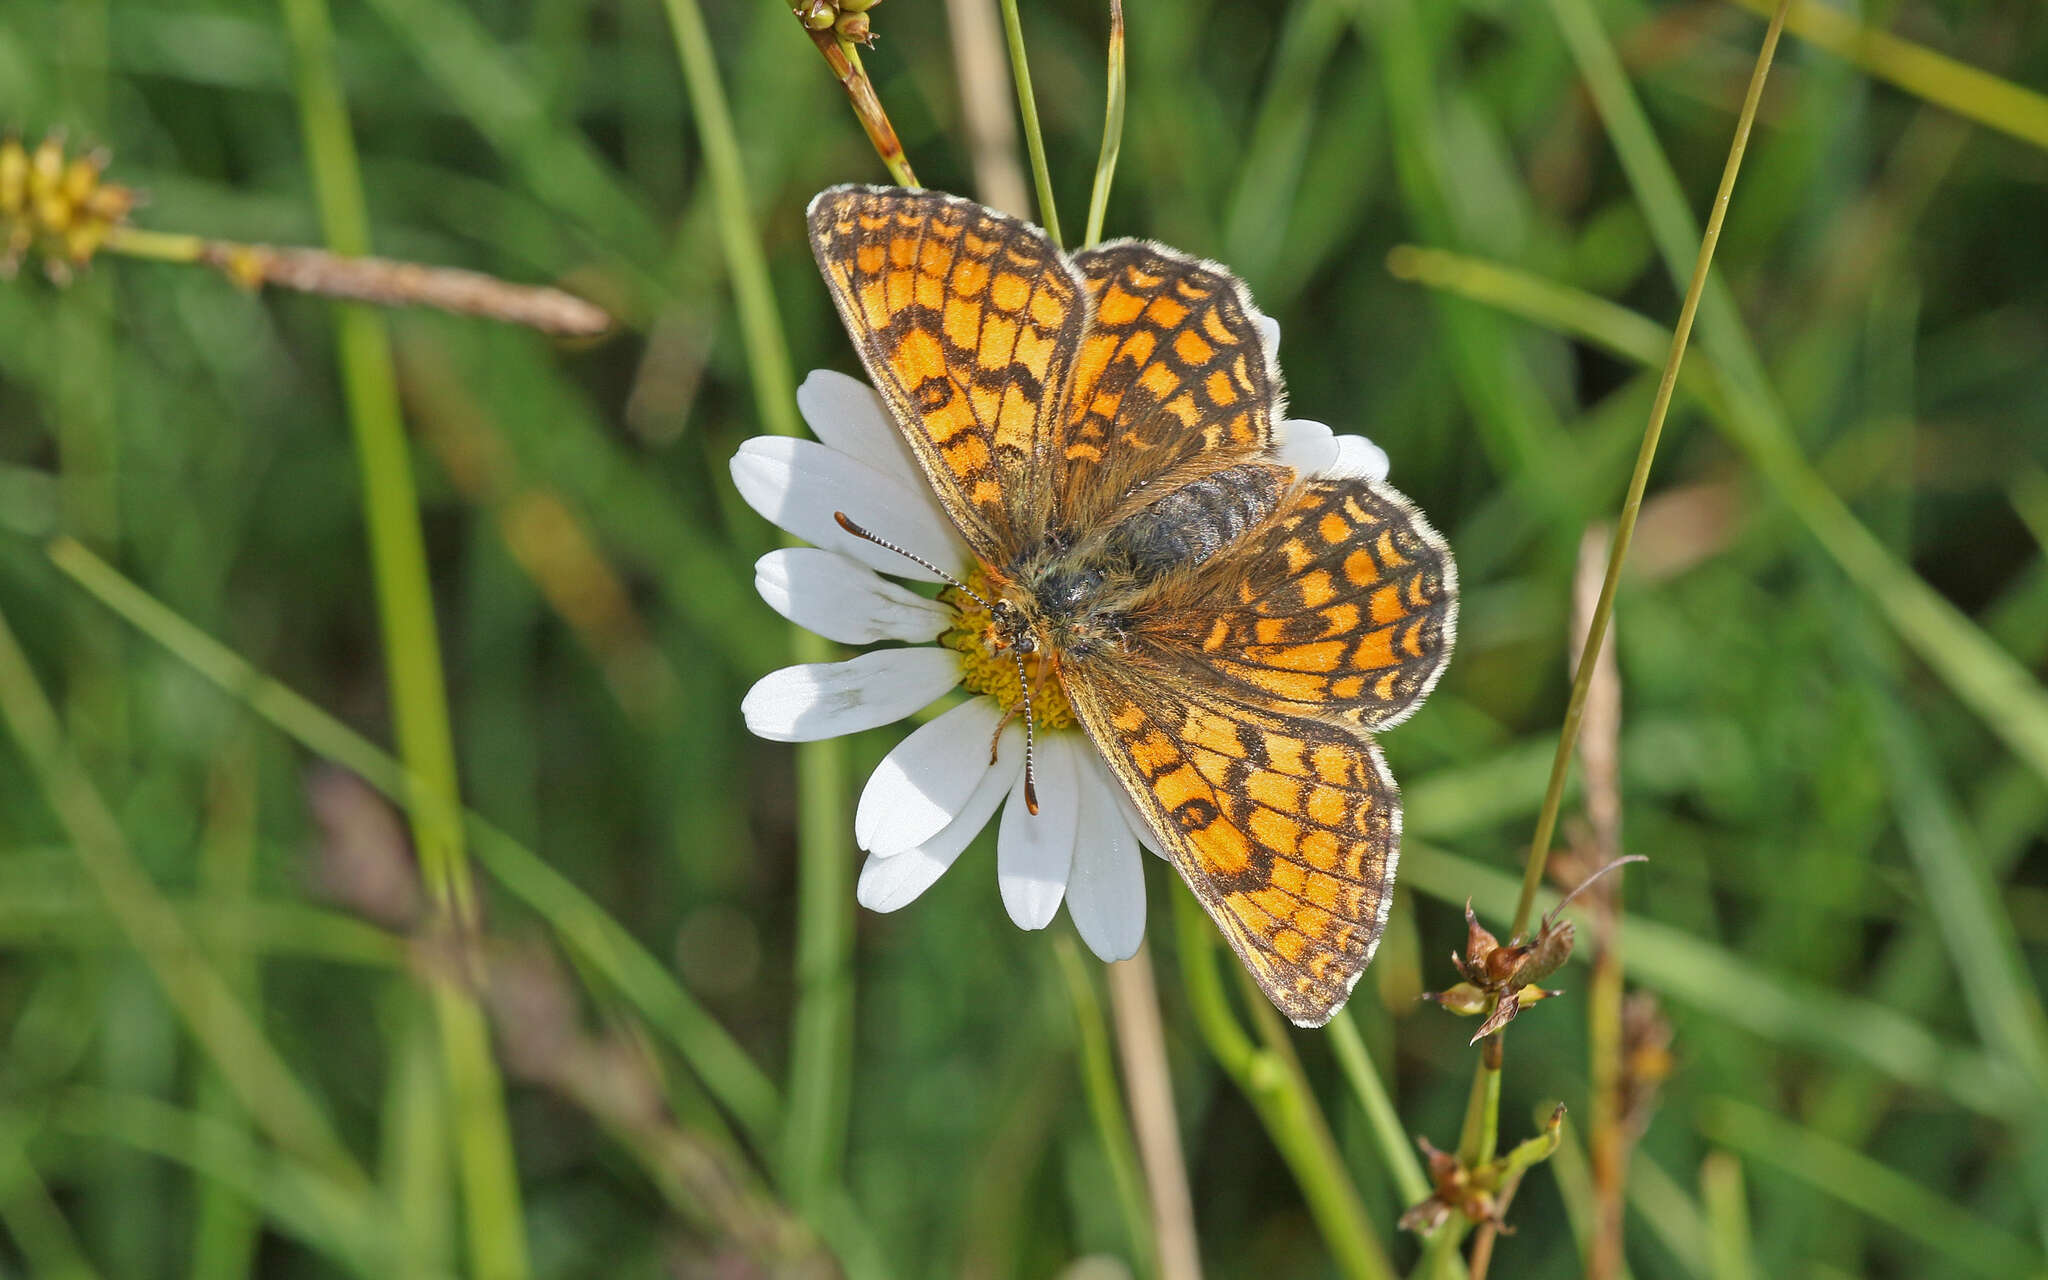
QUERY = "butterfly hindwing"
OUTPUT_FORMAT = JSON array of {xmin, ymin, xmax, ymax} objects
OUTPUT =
[
  {"xmin": 1063, "ymin": 664, "xmax": 1400, "ymax": 1027},
  {"xmin": 1138, "ymin": 476, "xmax": 1457, "ymax": 731},
  {"xmin": 808, "ymin": 185, "xmax": 1089, "ymax": 565}
]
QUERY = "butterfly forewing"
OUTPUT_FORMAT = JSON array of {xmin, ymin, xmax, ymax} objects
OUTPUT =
[
  {"xmin": 1060, "ymin": 241, "xmax": 1282, "ymax": 529},
  {"xmin": 808, "ymin": 185, "xmax": 1089, "ymax": 565}
]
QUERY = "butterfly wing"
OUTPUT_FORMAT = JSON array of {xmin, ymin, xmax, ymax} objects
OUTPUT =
[
  {"xmin": 1141, "ymin": 475, "xmax": 1457, "ymax": 731},
  {"xmin": 1063, "ymin": 659, "xmax": 1401, "ymax": 1026},
  {"xmin": 808, "ymin": 185, "xmax": 1089, "ymax": 565},
  {"xmin": 1060, "ymin": 240, "xmax": 1284, "ymax": 530}
]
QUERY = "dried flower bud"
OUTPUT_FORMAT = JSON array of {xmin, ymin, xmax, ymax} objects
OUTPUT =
[
  {"xmin": 796, "ymin": 0, "xmax": 836, "ymax": 30},
  {"xmin": 1456, "ymin": 899, "xmax": 1501, "ymax": 980},
  {"xmin": 1521, "ymin": 915, "xmax": 1575, "ymax": 984},
  {"xmin": 1423, "ymin": 981, "xmax": 1491, "ymax": 1017},
  {"xmin": 834, "ymin": 10, "xmax": 872, "ymax": 42}
]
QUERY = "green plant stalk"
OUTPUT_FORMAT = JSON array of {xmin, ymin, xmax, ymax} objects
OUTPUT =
[
  {"xmin": 1453, "ymin": 1052, "xmax": 1501, "ymax": 1171},
  {"xmin": 655, "ymin": 0, "xmax": 851, "ymax": 1210},
  {"xmin": 1175, "ymin": 894, "xmax": 1394, "ymax": 1280},
  {"xmin": 47, "ymin": 536, "xmax": 785, "ymax": 1148},
  {"xmin": 1055, "ymin": 939, "xmax": 1157, "ymax": 1278},
  {"xmin": 275, "ymin": 0, "xmax": 527, "ymax": 1272},
  {"xmin": 1439, "ymin": 0, "xmax": 1784, "ymax": 1208},
  {"xmin": 0, "ymin": 606, "xmax": 366, "ymax": 1194},
  {"xmin": 1327, "ymin": 1010, "xmax": 1430, "ymax": 1206},
  {"xmin": 998, "ymin": 0, "xmax": 1063, "ymax": 246},
  {"xmin": 1082, "ymin": 0, "xmax": 1125, "ymax": 248},
  {"xmin": 1509, "ymin": 0, "xmax": 1792, "ymax": 939}
]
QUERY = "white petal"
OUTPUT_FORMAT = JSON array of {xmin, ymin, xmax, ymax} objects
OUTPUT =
[
  {"xmin": 741, "ymin": 648, "xmax": 958, "ymax": 742},
  {"xmin": 1066, "ymin": 762, "xmax": 1148, "ymax": 961},
  {"xmin": 1254, "ymin": 311, "xmax": 1281, "ymax": 358},
  {"xmin": 1327, "ymin": 433, "xmax": 1391, "ymax": 483},
  {"xmin": 1275, "ymin": 418, "xmax": 1337, "ymax": 477},
  {"xmin": 857, "ymin": 722, "xmax": 1022, "ymax": 911},
  {"xmin": 796, "ymin": 370, "xmax": 923, "ymax": 488},
  {"xmin": 997, "ymin": 734, "xmax": 1083, "ymax": 930},
  {"xmin": 856, "ymin": 697, "xmax": 1003, "ymax": 855},
  {"xmin": 754, "ymin": 548, "xmax": 949, "ymax": 645},
  {"xmin": 730, "ymin": 437, "xmax": 963, "ymax": 582}
]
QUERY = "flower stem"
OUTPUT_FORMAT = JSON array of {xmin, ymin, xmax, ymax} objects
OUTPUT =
[
  {"xmin": 1082, "ymin": 0, "xmax": 1126, "ymax": 248},
  {"xmin": 1175, "ymin": 894, "xmax": 1394, "ymax": 1280},
  {"xmin": 657, "ymin": 0, "xmax": 852, "ymax": 1211},
  {"xmin": 1508, "ymin": 0, "xmax": 1792, "ymax": 939},
  {"xmin": 1056, "ymin": 939, "xmax": 1157, "ymax": 1278},
  {"xmin": 797, "ymin": 22, "xmax": 919, "ymax": 187},
  {"xmin": 1107, "ymin": 946, "xmax": 1204, "ymax": 1280},
  {"xmin": 276, "ymin": 1, "xmax": 528, "ymax": 1275},
  {"xmin": 997, "ymin": 0, "xmax": 1063, "ymax": 246},
  {"xmin": 1327, "ymin": 1010, "xmax": 1430, "ymax": 1206}
]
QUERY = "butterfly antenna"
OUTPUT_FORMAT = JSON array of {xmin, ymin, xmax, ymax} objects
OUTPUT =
[
  {"xmin": 836, "ymin": 510, "xmax": 1038, "ymax": 813},
  {"xmin": 833, "ymin": 512, "xmax": 989, "ymax": 606},
  {"xmin": 1013, "ymin": 646, "xmax": 1039, "ymax": 815}
]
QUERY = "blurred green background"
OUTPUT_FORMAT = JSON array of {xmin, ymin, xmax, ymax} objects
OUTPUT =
[{"xmin": 2, "ymin": 0, "xmax": 2047, "ymax": 1277}]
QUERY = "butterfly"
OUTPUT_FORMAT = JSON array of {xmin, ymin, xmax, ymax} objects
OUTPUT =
[{"xmin": 807, "ymin": 185, "xmax": 1456, "ymax": 1026}]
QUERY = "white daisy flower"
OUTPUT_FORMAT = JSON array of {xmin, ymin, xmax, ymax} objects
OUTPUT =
[{"xmin": 731, "ymin": 316, "xmax": 1389, "ymax": 964}]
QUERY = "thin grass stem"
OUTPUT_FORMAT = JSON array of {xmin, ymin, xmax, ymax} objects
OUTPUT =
[
  {"xmin": 656, "ymin": 0, "xmax": 853, "ymax": 1212},
  {"xmin": 1106, "ymin": 948, "xmax": 1203, "ymax": 1280},
  {"xmin": 1509, "ymin": 0, "xmax": 1792, "ymax": 938},
  {"xmin": 1719, "ymin": 0, "xmax": 2048, "ymax": 153},
  {"xmin": 997, "ymin": 0, "xmax": 1063, "ymax": 246},
  {"xmin": 1083, "ymin": 0, "xmax": 1125, "ymax": 248},
  {"xmin": 1055, "ymin": 939, "xmax": 1157, "ymax": 1278},
  {"xmin": 795, "ymin": 20, "xmax": 918, "ymax": 187},
  {"xmin": 1327, "ymin": 1010, "xmax": 1429, "ymax": 1206},
  {"xmin": 275, "ymin": 1, "xmax": 527, "ymax": 1270}
]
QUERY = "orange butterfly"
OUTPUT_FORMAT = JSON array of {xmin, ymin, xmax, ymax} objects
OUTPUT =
[{"xmin": 808, "ymin": 185, "xmax": 1456, "ymax": 1026}]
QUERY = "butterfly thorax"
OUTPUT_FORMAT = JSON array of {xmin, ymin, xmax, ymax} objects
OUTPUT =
[{"xmin": 1004, "ymin": 462, "xmax": 1292, "ymax": 662}]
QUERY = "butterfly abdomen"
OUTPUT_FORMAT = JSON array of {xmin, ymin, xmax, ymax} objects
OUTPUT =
[{"xmin": 1107, "ymin": 463, "xmax": 1285, "ymax": 578}]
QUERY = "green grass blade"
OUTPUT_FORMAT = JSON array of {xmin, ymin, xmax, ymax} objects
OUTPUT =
[
  {"xmin": 1390, "ymin": 248, "xmax": 2048, "ymax": 804},
  {"xmin": 1720, "ymin": 0, "xmax": 2048, "ymax": 153},
  {"xmin": 45, "ymin": 536, "xmax": 786, "ymax": 1151},
  {"xmin": 276, "ymin": 0, "xmax": 526, "ymax": 1269},
  {"xmin": 0, "ymin": 604, "xmax": 367, "ymax": 1192},
  {"xmin": 1700, "ymin": 1098, "xmax": 2045, "ymax": 1278}
]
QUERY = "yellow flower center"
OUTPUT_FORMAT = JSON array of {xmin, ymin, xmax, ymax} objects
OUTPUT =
[{"xmin": 937, "ymin": 569, "xmax": 1075, "ymax": 731}]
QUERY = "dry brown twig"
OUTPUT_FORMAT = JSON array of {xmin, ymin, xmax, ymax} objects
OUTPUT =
[{"xmin": 3, "ymin": 133, "xmax": 612, "ymax": 336}]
